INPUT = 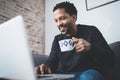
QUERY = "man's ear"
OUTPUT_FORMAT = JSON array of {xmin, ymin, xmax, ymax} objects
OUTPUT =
[{"xmin": 72, "ymin": 15, "xmax": 77, "ymax": 22}]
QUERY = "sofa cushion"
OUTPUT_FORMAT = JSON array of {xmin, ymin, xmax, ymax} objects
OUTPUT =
[
  {"xmin": 107, "ymin": 41, "xmax": 120, "ymax": 80},
  {"xmin": 32, "ymin": 54, "xmax": 48, "ymax": 66}
]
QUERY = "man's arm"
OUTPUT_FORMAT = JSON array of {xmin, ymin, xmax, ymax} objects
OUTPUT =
[
  {"xmin": 91, "ymin": 27, "xmax": 115, "ymax": 67},
  {"xmin": 45, "ymin": 36, "xmax": 59, "ymax": 73},
  {"xmin": 35, "ymin": 36, "xmax": 59, "ymax": 74}
]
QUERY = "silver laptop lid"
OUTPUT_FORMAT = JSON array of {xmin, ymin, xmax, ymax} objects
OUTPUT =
[{"xmin": 0, "ymin": 15, "xmax": 36, "ymax": 80}]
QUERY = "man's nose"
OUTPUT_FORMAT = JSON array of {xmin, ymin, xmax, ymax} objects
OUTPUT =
[{"xmin": 57, "ymin": 20, "xmax": 63, "ymax": 27}]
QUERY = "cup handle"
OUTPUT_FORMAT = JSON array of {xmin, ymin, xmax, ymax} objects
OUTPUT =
[{"xmin": 72, "ymin": 43, "xmax": 76, "ymax": 50}]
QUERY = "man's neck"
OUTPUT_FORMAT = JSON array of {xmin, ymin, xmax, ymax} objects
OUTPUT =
[{"xmin": 66, "ymin": 24, "xmax": 77, "ymax": 37}]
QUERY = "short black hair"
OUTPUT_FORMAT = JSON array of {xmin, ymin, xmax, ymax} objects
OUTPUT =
[{"xmin": 53, "ymin": 1, "xmax": 77, "ymax": 16}]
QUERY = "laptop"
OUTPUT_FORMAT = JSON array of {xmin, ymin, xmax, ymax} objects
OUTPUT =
[{"xmin": 0, "ymin": 15, "xmax": 74, "ymax": 80}]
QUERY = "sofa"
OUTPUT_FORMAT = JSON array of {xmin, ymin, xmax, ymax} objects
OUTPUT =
[{"xmin": 32, "ymin": 41, "xmax": 120, "ymax": 80}]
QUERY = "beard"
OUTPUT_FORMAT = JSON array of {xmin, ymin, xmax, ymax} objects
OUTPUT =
[{"xmin": 58, "ymin": 22, "xmax": 75, "ymax": 36}]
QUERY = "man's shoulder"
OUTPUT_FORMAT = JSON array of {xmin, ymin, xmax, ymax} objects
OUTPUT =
[
  {"xmin": 77, "ymin": 24, "xmax": 100, "ymax": 32},
  {"xmin": 77, "ymin": 24, "xmax": 96, "ymax": 29},
  {"xmin": 54, "ymin": 34, "xmax": 63, "ymax": 40},
  {"xmin": 55, "ymin": 34, "xmax": 62, "ymax": 37}
]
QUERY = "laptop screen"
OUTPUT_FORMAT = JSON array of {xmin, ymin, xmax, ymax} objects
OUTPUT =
[
  {"xmin": 0, "ymin": 15, "xmax": 36, "ymax": 80},
  {"xmin": 0, "ymin": 15, "xmax": 75, "ymax": 80}
]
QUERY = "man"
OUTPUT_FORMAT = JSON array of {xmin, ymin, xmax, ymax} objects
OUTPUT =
[{"xmin": 35, "ymin": 1, "xmax": 115, "ymax": 80}]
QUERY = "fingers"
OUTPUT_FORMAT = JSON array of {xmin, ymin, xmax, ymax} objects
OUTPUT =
[
  {"xmin": 40, "ymin": 64, "xmax": 44, "ymax": 74},
  {"xmin": 76, "ymin": 43, "xmax": 87, "ymax": 52},
  {"xmin": 35, "ymin": 64, "xmax": 51, "ymax": 74},
  {"xmin": 35, "ymin": 66, "xmax": 40, "ymax": 74},
  {"xmin": 48, "ymin": 68, "xmax": 52, "ymax": 74},
  {"xmin": 75, "ymin": 39, "xmax": 85, "ymax": 52},
  {"xmin": 72, "ymin": 37, "xmax": 79, "ymax": 43},
  {"xmin": 72, "ymin": 37, "xmax": 91, "ymax": 53}
]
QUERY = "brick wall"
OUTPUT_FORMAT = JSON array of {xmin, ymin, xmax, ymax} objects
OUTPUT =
[{"xmin": 0, "ymin": 0, "xmax": 45, "ymax": 54}]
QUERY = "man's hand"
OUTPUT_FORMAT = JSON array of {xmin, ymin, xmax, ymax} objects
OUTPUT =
[
  {"xmin": 35, "ymin": 64, "xmax": 51, "ymax": 74},
  {"xmin": 72, "ymin": 37, "xmax": 91, "ymax": 53}
]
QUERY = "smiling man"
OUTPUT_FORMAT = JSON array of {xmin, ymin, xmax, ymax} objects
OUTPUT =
[
  {"xmin": 54, "ymin": 8, "xmax": 77, "ymax": 36},
  {"xmin": 35, "ymin": 1, "xmax": 115, "ymax": 80}
]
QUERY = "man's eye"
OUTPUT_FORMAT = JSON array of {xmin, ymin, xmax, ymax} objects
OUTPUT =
[
  {"xmin": 60, "ymin": 17, "xmax": 66, "ymax": 20},
  {"xmin": 54, "ymin": 20, "xmax": 57, "ymax": 22},
  {"xmin": 54, "ymin": 17, "xmax": 67, "ymax": 22}
]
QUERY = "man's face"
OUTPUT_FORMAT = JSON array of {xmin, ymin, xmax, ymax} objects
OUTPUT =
[{"xmin": 53, "ymin": 8, "xmax": 76, "ymax": 35}]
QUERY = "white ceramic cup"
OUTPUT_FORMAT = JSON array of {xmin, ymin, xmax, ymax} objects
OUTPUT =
[{"xmin": 59, "ymin": 39, "xmax": 75, "ymax": 52}]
